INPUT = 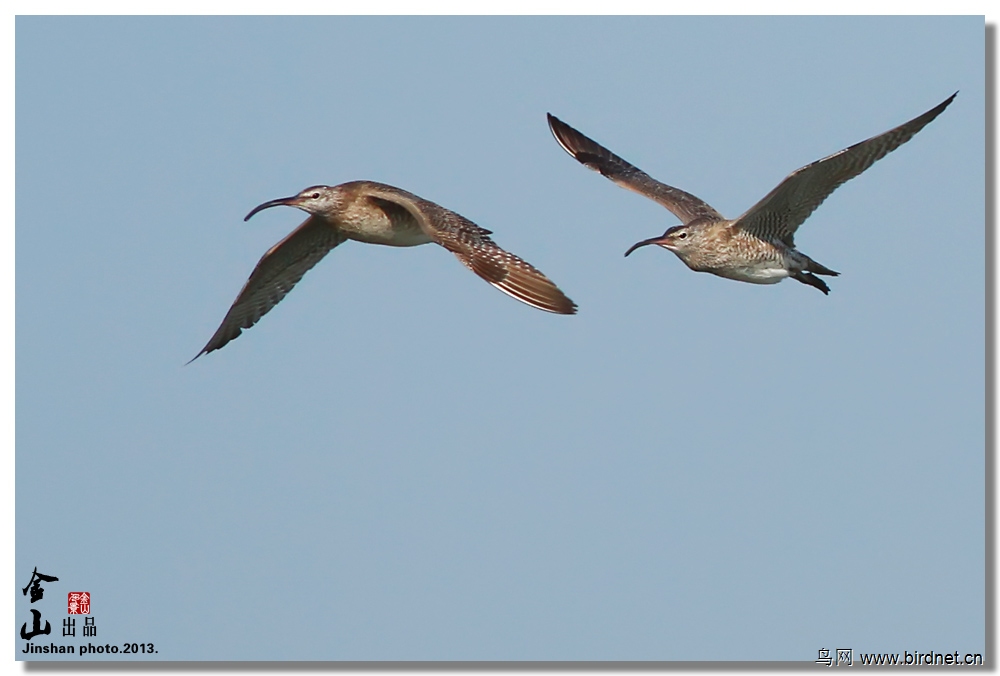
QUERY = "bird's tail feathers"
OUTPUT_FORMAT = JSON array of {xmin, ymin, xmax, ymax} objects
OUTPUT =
[{"xmin": 806, "ymin": 258, "xmax": 840, "ymax": 277}]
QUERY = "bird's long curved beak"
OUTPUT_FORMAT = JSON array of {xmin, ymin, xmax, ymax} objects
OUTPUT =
[
  {"xmin": 624, "ymin": 236, "xmax": 665, "ymax": 257},
  {"xmin": 244, "ymin": 195, "xmax": 299, "ymax": 222}
]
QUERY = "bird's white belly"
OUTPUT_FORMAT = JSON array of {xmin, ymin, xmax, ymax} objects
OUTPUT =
[
  {"xmin": 340, "ymin": 211, "xmax": 433, "ymax": 247},
  {"xmin": 352, "ymin": 227, "xmax": 432, "ymax": 247},
  {"xmin": 716, "ymin": 262, "xmax": 791, "ymax": 285}
]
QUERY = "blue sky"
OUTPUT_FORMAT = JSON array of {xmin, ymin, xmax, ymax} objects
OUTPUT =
[{"xmin": 15, "ymin": 16, "xmax": 984, "ymax": 661}]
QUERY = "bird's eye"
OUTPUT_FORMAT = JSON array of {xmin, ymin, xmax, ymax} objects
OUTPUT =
[
  {"xmin": 678, "ymin": 232, "xmax": 688, "ymax": 239},
  {"xmin": 310, "ymin": 192, "xmax": 320, "ymax": 199}
]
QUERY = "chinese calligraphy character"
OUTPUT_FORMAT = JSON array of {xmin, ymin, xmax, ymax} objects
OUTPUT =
[
  {"xmin": 62, "ymin": 617, "xmax": 76, "ymax": 637},
  {"xmin": 20, "ymin": 609, "xmax": 52, "ymax": 640},
  {"xmin": 83, "ymin": 617, "xmax": 97, "ymax": 637},
  {"xmin": 816, "ymin": 649, "xmax": 833, "ymax": 667},
  {"xmin": 21, "ymin": 567, "xmax": 59, "ymax": 603}
]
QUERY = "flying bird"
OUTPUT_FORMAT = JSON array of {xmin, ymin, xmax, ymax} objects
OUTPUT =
[
  {"xmin": 548, "ymin": 93, "xmax": 956, "ymax": 294},
  {"xmin": 192, "ymin": 181, "xmax": 576, "ymax": 360}
]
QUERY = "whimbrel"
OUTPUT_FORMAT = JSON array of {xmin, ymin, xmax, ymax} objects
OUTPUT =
[
  {"xmin": 193, "ymin": 181, "xmax": 576, "ymax": 360},
  {"xmin": 548, "ymin": 93, "xmax": 956, "ymax": 294}
]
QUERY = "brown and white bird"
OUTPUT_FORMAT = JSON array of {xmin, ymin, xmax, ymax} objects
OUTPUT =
[
  {"xmin": 548, "ymin": 93, "xmax": 956, "ymax": 294},
  {"xmin": 192, "ymin": 181, "xmax": 576, "ymax": 360}
]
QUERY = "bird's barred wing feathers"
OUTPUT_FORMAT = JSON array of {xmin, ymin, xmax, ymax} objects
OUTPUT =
[
  {"xmin": 365, "ymin": 186, "xmax": 577, "ymax": 315},
  {"xmin": 191, "ymin": 215, "xmax": 347, "ymax": 360},
  {"xmin": 547, "ymin": 113, "xmax": 724, "ymax": 225},
  {"xmin": 733, "ymin": 93, "xmax": 956, "ymax": 246}
]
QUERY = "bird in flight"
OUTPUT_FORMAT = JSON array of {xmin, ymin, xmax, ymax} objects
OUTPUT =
[
  {"xmin": 192, "ymin": 181, "xmax": 576, "ymax": 361},
  {"xmin": 548, "ymin": 93, "xmax": 956, "ymax": 294}
]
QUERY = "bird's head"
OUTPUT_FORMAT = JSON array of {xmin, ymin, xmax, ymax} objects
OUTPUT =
[
  {"xmin": 624, "ymin": 224, "xmax": 696, "ymax": 257},
  {"xmin": 244, "ymin": 185, "xmax": 345, "ymax": 221}
]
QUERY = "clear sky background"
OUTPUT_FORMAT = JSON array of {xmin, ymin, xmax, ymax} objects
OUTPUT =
[{"xmin": 15, "ymin": 16, "xmax": 984, "ymax": 661}]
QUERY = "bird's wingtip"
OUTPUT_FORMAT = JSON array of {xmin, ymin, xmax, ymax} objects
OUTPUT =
[
  {"xmin": 556, "ymin": 297, "xmax": 579, "ymax": 315},
  {"xmin": 939, "ymin": 91, "xmax": 958, "ymax": 109}
]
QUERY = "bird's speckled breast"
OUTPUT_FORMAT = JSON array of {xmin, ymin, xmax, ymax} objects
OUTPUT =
[
  {"xmin": 712, "ymin": 240, "xmax": 814, "ymax": 284},
  {"xmin": 337, "ymin": 198, "xmax": 433, "ymax": 247},
  {"xmin": 680, "ymin": 228, "xmax": 808, "ymax": 284}
]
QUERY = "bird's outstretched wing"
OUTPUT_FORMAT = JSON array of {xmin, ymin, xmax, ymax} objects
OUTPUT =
[
  {"xmin": 191, "ymin": 215, "xmax": 347, "ymax": 360},
  {"xmin": 733, "ymin": 92, "xmax": 956, "ymax": 246},
  {"xmin": 364, "ymin": 184, "xmax": 577, "ymax": 315},
  {"xmin": 547, "ymin": 113, "xmax": 724, "ymax": 225}
]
